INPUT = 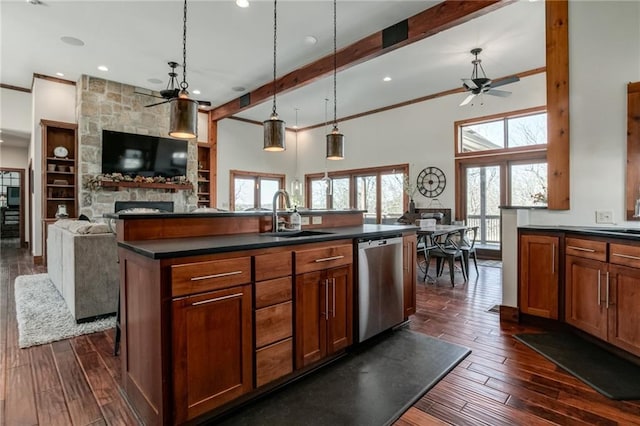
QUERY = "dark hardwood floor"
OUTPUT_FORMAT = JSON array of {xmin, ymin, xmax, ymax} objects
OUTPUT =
[{"xmin": 1, "ymin": 240, "xmax": 639, "ymax": 425}]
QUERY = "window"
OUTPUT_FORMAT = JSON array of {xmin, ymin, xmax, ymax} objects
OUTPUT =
[
  {"xmin": 455, "ymin": 108, "xmax": 548, "ymax": 253},
  {"xmin": 230, "ymin": 170, "xmax": 285, "ymax": 211},
  {"xmin": 459, "ymin": 111, "xmax": 547, "ymax": 153},
  {"xmin": 306, "ymin": 164, "xmax": 408, "ymax": 224}
]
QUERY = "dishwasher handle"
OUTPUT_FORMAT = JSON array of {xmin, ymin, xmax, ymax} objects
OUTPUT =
[{"xmin": 357, "ymin": 235, "xmax": 402, "ymax": 249}]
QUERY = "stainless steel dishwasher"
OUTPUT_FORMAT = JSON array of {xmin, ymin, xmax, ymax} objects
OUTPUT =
[{"xmin": 357, "ymin": 234, "xmax": 404, "ymax": 342}]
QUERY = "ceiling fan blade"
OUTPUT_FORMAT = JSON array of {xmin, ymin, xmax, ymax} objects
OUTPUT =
[
  {"xmin": 491, "ymin": 75, "xmax": 520, "ymax": 88},
  {"xmin": 145, "ymin": 99, "xmax": 171, "ymax": 108},
  {"xmin": 460, "ymin": 93, "xmax": 476, "ymax": 106},
  {"xmin": 462, "ymin": 78, "xmax": 478, "ymax": 90},
  {"xmin": 486, "ymin": 89, "xmax": 512, "ymax": 97}
]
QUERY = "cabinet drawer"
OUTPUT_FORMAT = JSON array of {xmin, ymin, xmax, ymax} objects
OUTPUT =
[
  {"xmin": 610, "ymin": 243, "xmax": 640, "ymax": 269},
  {"xmin": 295, "ymin": 244, "xmax": 353, "ymax": 274},
  {"xmin": 255, "ymin": 251, "xmax": 292, "ymax": 281},
  {"xmin": 255, "ymin": 301, "xmax": 292, "ymax": 348},
  {"xmin": 255, "ymin": 276, "xmax": 292, "ymax": 309},
  {"xmin": 565, "ymin": 238, "xmax": 607, "ymax": 262},
  {"xmin": 256, "ymin": 338, "xmax": 292, "ymax": 387},
  {"xmin": 171, "ymin": 257, "xmax": 252, "ymax": 297}
]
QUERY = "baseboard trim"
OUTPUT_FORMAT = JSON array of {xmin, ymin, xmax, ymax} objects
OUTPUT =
[
  {"xmin": 499, "ymin": 305, "xmax": 519, "ymax": 323},
  {"xmin": 33, "ymin": 255, "xmax": 43, "ymax": 265}
]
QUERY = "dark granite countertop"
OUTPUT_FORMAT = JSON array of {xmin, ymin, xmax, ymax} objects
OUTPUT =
[
  {"xmin": 519, "ymin": 225, "xmax": 640, "ymax": 241},
  {"xmin": 105, "ymin": 209, "xmax": 366, "ymax": 220},
  {"xmin": 118, "ymin": 224, "xmax": 417, "ymax": 259}
]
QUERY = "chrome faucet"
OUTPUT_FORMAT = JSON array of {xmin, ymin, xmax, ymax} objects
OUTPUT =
[{"xmin": 272, "ymin": 189, "xmax": 292, "ymax": 232}]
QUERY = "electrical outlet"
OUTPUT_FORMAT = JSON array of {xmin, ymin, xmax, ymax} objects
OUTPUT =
[
  {"xmin": 301, "ymin": 216, "xmax": 310, "ymax": 225},
  {"xmin": 312, "ymin": 216, "xmax": 322, "ymax": 225},
  {"xmin": 595, "ymin": 210, "xmax": 614, "ymax": 224}
]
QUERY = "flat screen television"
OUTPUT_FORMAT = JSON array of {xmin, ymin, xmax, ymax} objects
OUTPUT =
[{"xmin": 101, "ymin": 130, "xmax": 188, "ymax": 178}]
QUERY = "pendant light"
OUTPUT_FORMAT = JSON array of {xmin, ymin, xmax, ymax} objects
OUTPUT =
[
  {"xmin": 169, "ymin": 0, "xmax": 198, "ymax": 139},
  {"xmin": 321, "ymin": 98, "xmax": 333, "ymax": 195},
  {"xmin": 291, "ymin": 108, "xmax": 303, "ymax": 200},
  {"xmin": 326, "ymin": 0, "xmax": 344, "ymax": 160},
  {"xmin": 263, "ymin": 0, "xmax": 286, "ymax": 151}
]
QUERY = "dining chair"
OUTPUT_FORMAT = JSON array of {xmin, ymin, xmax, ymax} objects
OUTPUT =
[
  {"xmin": 416, "ymin": 233, "xmax": 438, "ymax": 282},
  {"xmin": 461, "ymin": 225, "xmax": 479, "ymax": 275},
  {"xmin": 429, "ymin": 230, "xmax": 467, "ymax": 286}
]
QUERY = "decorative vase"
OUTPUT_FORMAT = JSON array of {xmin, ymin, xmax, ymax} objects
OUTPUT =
[{"xmin": 408, "ymin": 198, "xmax": 415, "ymax": 213}]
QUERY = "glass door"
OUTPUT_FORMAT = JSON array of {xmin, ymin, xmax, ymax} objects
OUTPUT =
[
  {"xmin": 356, "ymin": 175, "xmax": 377, "ymax": 224},
  {"xmin": 465, "ymin": 166, "xmax": 501, "ymax": 251}
]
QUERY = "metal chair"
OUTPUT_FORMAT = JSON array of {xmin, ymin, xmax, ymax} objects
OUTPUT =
[
  {"xmin": 461, "ymin": 225, "xmax": 479, "ymax": 275},
  {"xmin": 429, "ymin": 230, "xmax": 467, "ymax": 286},
  {"xmin": 417, "ymin": 233, "xmax": 438, "ymax": 282}
]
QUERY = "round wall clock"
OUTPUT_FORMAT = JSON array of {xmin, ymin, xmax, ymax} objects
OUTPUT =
[
  {"xmin": 53, "ymin": 146, "xmax": 69, "ymax": 158},
  {"xmin": 417, "ymin": 166, "xmax": 446, "ymax": 198}
]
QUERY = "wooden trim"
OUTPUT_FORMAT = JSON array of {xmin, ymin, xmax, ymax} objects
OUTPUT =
[
  {"xmin": 32, "ymin": 73, "xmax": 76, "ymax": 86},
  {"xmin": 499, "ymin": 305, "xmax": 519, "ymax": 323},
  {"xmin": 545, "ymin": 0, "xmax": 570, "ymax": 210},
  {"xmin": 209, "ymin": 117, "xmax": 218, "ymax": 207},
  {"xmin": 0, "ymin": 83, "xmax": 31, "ymax": 93},
  {"xmin": 229, "ymin": 170, "xmax": 286, "ymax": 211},
  {"xmin": 626, "ymin": 81, "xmax": 640, "ymax": 220},
  {"xmin": 210, "ymin": 0, "xmax": 513, "ymax": 121},
  {"xmin": 33, "ymin": 255, "xmax": 43, "ymax": 265}
]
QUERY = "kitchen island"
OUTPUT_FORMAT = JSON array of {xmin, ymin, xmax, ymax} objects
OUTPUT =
[{"xmin": 112, "ymin": 210, "xmax": 417, "ymax": 425}]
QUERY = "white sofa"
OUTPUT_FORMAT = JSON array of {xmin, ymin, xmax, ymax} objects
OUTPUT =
[{"xmin": 46, "ymin": 220, "xmax": 119, "ymax": 322}]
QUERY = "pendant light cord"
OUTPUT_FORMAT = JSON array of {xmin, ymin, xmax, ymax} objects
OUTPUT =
[
  {"xmin": 181, "ymin": 0, "xmax": 189, "ymax": 91},
  {"xmin": 272, "ymin": 0, "xmax": 278, "ymax": 115},
  {"xmin": 332, "ymin": 0, "xmax": 337, "ymax": 129}
]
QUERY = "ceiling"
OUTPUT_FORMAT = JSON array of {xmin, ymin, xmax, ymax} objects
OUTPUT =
[{"xmin": 0, "ymin": 0, "xmax": 544, "ymax": 139}]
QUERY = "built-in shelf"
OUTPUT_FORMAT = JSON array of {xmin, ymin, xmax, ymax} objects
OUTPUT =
[{"xmin": 99, "ymin": 180, "xmax": 193, "ymax": 192}]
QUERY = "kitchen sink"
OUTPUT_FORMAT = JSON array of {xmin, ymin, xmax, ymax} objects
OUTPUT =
[{"xmin": 260, "ymin": 230, "xmax": 335, "ymax": 238}]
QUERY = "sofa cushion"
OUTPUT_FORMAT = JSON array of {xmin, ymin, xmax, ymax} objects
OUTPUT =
[{"xmin": 54, "ymin": 219, "xmax": 111, "ymax": 234}]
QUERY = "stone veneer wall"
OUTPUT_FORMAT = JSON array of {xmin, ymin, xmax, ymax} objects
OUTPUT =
[{"xmin": 76, "ymin": 75, "xmax": 197, "ymax": 218}]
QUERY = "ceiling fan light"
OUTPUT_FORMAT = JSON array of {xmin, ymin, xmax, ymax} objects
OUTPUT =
[
  {"xmin": 263, "ymin": 113, "xmax": 286, "ymax": 151},
  {"xmin": 326, "ymin": 127, "xmax": 344, "ymax": 160},
  {"xmin": 169, "ymin": 96, "xmax": 198, "ymax": 139}
]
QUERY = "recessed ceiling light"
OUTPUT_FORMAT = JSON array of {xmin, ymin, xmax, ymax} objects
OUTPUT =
[
  {"xmin": 60, "ymin": 36, "xmax": 85, "ymax": 46},
  {"xmin": 232, "ymin": 86, "xmax": 246, "ymax": 92},
  {"xmin": 304, "ymin": 35, "xmax": 318, "ymax": 45},
  {"xmin": 192, "ymin": 89, "xmax": 201, "ymax": 95},
  {"xmin": 56, "ymin": 72, "xmax": 65, "ymax": 77},
  {"xmin": 236, "ymin": 0, "xmax": 249, "ymax": 8},
  {"xmin": 147, "ymin": 78, "xmax": 163, "ymax": 84},
  {"xmin": 97, "ymin": 65, "xmax": 109, "ymax": 72},
  {"xmin": 383, "ymin": 76, "xmax": 392, "ymax": 82}
]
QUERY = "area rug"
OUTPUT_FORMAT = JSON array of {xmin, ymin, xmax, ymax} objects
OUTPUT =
[
  {"xmin": 514, "ymin": 332, "xmax": 640, "ymax": 400},
  {"xmin": 14, "ymin": 274, "xmax": 115, "ymax": 348},
  {"xmin": 215, "ymin": 328, "xmax": 471, "ymax": 426}
]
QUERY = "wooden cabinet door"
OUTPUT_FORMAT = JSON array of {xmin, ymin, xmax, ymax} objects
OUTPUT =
[
  {"xmin": 403, "ymin": 235, "xmax": 417, "ymax": 317},
  {"xmin": 172, "ymin": 285, "xmax": 253, "ymax": 423},
  {"xmin": 608, "ymin": 264, "xmax": 640, "ymax": 357},
  {"xmin": 295, "ymin": 270, "xmax": 326, "ymax": 368},
  {"xmin": 519, "ymin": 234, "xmax": 559, "ymax": 319},
  {"xmin": 565, "ymin": 256, "xmax": 608, "ymax": 340},
  {"xmin": 326, "ymin": 265, "xmax": 353, "ymax": 355}
]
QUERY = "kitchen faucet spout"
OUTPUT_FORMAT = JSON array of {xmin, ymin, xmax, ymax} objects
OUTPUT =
[{"xmin": 272, "ymin": 189, "xmax": 292, "ymax": 232}]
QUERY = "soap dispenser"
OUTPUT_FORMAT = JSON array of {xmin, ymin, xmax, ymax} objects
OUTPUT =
[{"xmin": 291, "ymin": 206, "xmax": 302, "ymax": 231}]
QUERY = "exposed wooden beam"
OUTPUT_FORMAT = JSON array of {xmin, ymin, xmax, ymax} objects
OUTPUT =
[
  {"xmin": 0, "ymin": 83, "xmax": 31, "ymax": 93},
  {"xmin": 545, "ymin": 0, "xmax": 570, "ymax": 210},
  {"xmin": 209, "ymin": 0, "xmax": 514, "ymax": 121}
]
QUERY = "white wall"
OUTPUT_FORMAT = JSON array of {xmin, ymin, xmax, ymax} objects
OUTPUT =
[
  {"xmin": 217, "ymin": 118, "xmax": 297, "ymax": 209},
  {"xmin": 31, "ymin": 78, "xmax": 76, "ymax": 257},
  {"xmin": 530, "ymin": 1, "xmax": 640, "ymax": 227},
  {"xmin": 1, "ymin": 87, "xmax": 31, "ymax": 136},
  {"xmin": 0, "ymin": 145, "xmax": 28, "ymax": 169}
]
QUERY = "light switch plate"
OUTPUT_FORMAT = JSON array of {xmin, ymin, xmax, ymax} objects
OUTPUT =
[
  {"xmin": 595, "ymin": 210, "xmax": 614, "ymax": 224},
  {"xmin": 301, "ymin": 216, "xmax": 310, "ymax": 225},
  {"xmin": 312, "ymin": 216, "xmax": 322, "ymax": 225}
]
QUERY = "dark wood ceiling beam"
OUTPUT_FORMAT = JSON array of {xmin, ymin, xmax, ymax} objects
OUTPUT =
[{"xmin": 209, "ymin": 0, "xmax": 514, "ymax": 121}]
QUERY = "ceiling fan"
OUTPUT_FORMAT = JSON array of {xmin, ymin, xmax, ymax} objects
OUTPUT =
[
  {"xmin": 460, "ymin": 48, "xmax": 520, "ymax": 106},
  {"xmin": 144, "ymin": 61, "xmax": 211, "ymax": 108}
]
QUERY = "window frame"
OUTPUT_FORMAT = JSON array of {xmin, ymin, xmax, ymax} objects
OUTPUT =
[
  {"xmin": 229, "ymin": 169, "xmax": 285, "ymax": 211},
  {"xmin": 305, "ymin": 163, "xmax": 408, "ymax": 224}
]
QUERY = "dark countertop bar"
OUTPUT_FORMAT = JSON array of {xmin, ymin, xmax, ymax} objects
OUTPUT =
[
  {"xmin": 118, "ymin": 224, "xmax": 417, "ymax": 259},
  {"xmin": 105, "ymin": 209, "xmax": 366, "ymax": 220},
  {"xmin": 519, "ymin": 225, "xmax": 640, "ymax": 241}
]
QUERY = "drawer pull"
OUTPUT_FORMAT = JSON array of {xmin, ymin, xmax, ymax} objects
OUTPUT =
[
  {"xmin": 605, "ymin": 272, "xmax": 610, "ymax": 309},
  {"xmin": 597, "ymin": 270, "xmax": 601, "ymax": 307},
  {"xmin": 567, "ymin": 245, "xmax": 596, "ymax": 253},
  {"xmin": 190, "ymin": 270, "xmax": 243, "ymax": 281},
  {"xmin": 612, "ymin": 253, "xmax": 640, "ymax": 261},
  {"xmin": 314, "ymin": 255, "xmax": 345, "ymax": 263},
  {"xmin": 192, "ymin": 292, "xmax": 242, "ymax": 306}
]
